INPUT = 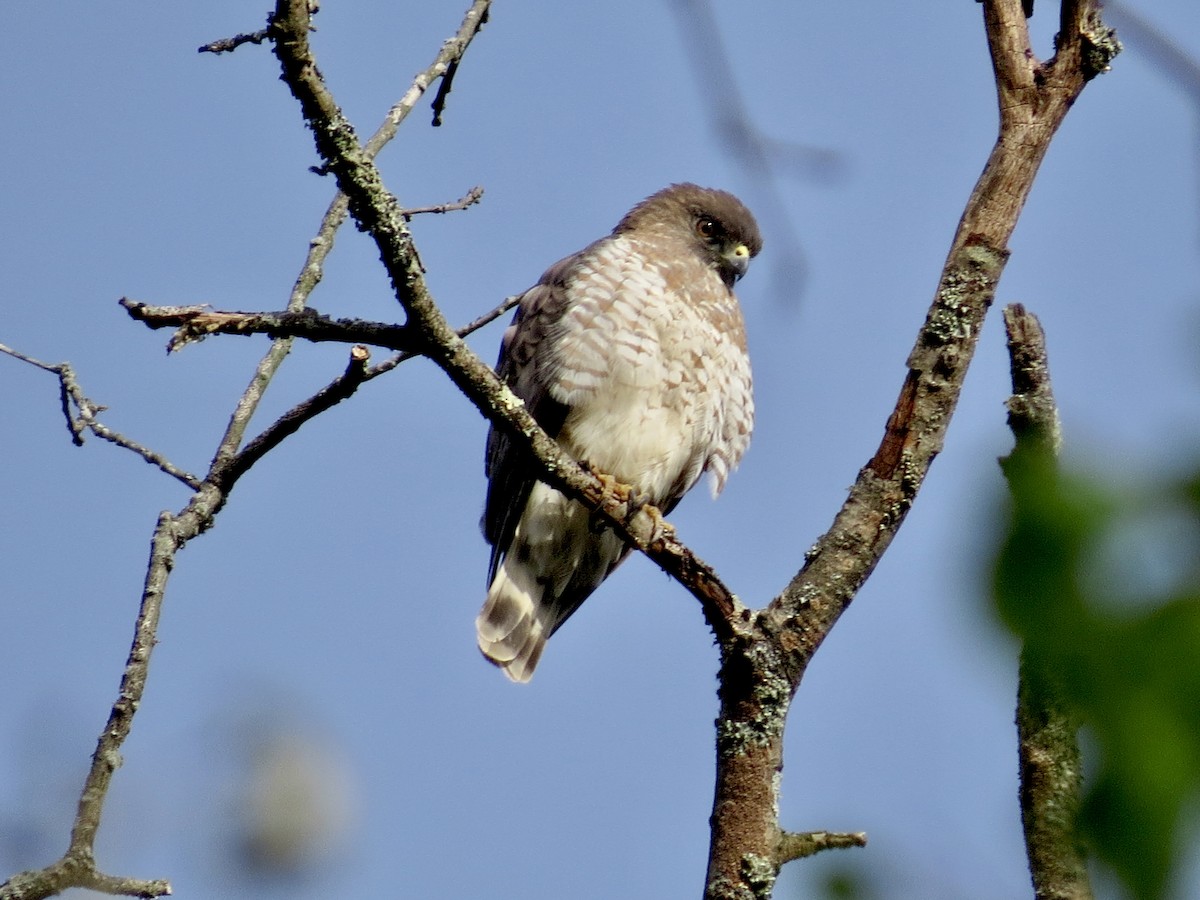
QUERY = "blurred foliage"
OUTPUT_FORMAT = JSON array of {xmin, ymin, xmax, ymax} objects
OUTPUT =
[
  {"xmin": 994, "ymin": 448, "xmax": 1200, "ymax": 899},
  {"xmin": 816, "ymin": 866, "xmax": 879, "ymax": 900}
]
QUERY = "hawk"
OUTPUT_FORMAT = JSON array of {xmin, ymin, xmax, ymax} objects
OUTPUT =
[{"xmin": 477, "ymin": 183, "xmax": 761, "ymax": 681}]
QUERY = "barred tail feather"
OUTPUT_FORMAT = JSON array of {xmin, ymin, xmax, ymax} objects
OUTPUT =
[{"xmin": 476, "ymin": 560, "xmax": 549, "ymax": 683}]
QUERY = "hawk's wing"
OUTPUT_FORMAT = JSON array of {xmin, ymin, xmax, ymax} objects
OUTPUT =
[{"xmin": 481, "ymin": 248, "xmax": 588, "ymax": 583}]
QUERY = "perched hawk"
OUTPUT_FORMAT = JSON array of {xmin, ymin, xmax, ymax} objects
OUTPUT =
[{"xmin": 477, "ymin": 183, "xmax": 761, "ymax": 681}]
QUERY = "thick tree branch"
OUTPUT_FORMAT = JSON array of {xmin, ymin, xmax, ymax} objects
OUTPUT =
[
  {"xmin": 1001, "ymin": 304, "xmax": 1091, "ymax": 900},
  {"xmin": 772, "ymin": 0, "xmax": 1117, "ymax": 713},
  {"xmin": 702, "ymin": 2, "xmax": 1118, "ymax": 897}
]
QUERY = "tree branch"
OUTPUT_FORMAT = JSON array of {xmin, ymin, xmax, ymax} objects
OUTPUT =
[
  {"xmin": 702, "ymin": 1, "xmax": 1119, "ymax": 896},
  {"xmin": 0, "ymin": 342, "xmax": 201, "ymax": 489},
  {"xmin": 776, "ymin": 830, "xmax": 868, "ymax": 865},
  {"xmin": 400, "ymin": 184, "xmax": 484, "ymax": 218},
  {"xmin": 198, "ymin": 25, "xmax": 269, "ymax": 55},
  {"xmin": 1001, "ymin": 305, "xmax": 1092, "ymax": 900},
  {"xmin": 219, "ymin": 292, "xmax": 520, "ymax": 487},
  {"xmin": 117, "ymin": 300, "xmax": 417, "ymax": 354},
  {"xmin": 1, "ymin": 5, "xmax": 498, "ymax": 899}
]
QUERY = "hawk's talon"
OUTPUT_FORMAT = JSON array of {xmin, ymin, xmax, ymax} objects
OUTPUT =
[
  {"xmin": 636, "ymin": 502, "xmax": 674, "ymax": 545},
  {"xmin": 583, "ymin": 463, "xmax": 632, "ymax": 506}
]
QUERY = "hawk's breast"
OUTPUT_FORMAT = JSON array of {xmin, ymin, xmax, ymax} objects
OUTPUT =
[{"xmin": 543, "ymin": 234, "xmax": 751, "ymax": 505}]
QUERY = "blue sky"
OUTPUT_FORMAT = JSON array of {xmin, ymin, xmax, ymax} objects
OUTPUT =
[{"xmin": 2, "ymin": 2, "xmax": 1197, "ymax": 898}]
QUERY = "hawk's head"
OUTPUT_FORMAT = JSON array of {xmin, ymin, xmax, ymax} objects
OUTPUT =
[{"xmin": 615, "ymin": 183, "xmax": 763, "ymax": 289}]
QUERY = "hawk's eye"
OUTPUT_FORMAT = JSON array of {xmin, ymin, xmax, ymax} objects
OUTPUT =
[{"xmin": 696, "ymin": 217, "xmax": 719, "ymax": 240}]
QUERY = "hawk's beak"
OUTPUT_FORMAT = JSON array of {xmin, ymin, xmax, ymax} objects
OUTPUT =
[{"xmin": 724, "ymin": 243, "xmax": 752, "ymax": 282}]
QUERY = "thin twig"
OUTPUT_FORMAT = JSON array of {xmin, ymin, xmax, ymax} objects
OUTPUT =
[
  {"xmin": 0, "ymin": 343, "xmax": 202, "ymax": 489},
  {"xmin": 400, "ymin": 185, "xmax": 484, "ymax": 219},
  {"xmin": 221, "ymin": 345, "xmax": 372, "ymax": 487},
  {"xmin": 117, "ymin": 300, "xmax": 416, "ymax": 354},
  {"xmin": 1105, "ymin": 2, "xmax": 1200, "ymax": 100},
  {"xmin": 370, "ymin": 0, "xmax": 492, "ymax": 154},
  {"xmin": 776, "ymin": 831, "xmax": 868, "ymax": 865},
  {"xmin": 198, "ymin": 27, "xmax": 269, "ymax": 55},
  {"xmin": 430, "ymin": 59, "xmax": 460, "ymax": 126}
]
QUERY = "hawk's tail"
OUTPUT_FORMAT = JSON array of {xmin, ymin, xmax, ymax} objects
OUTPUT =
[{"xmin": 476, "ymin": 560, "xmax": 549, "ymax": 683}]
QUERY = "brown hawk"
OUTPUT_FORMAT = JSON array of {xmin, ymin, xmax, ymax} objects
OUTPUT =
[{"xmin": 477, "ymin": 183, "xmax": 761, "ymax": 681}]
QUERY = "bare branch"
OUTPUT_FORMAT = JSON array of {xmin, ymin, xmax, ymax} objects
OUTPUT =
[
  {"xmin": 666, "ymin": 0, "xmax": 816, "ymax": 301},
  {"xmin": 430, "ymin": 59, "xmax": 462, "ymax": 127},
  {"xmin": 772, "ymin": 0, "xmax": 1119, "ymax": 689},
  {"xmin": 198, "ymin": 26, "xmax": 269, "ymax": 55},
  {"xmin": 370, "ymin": 0, "xmax": 493, "ymax": 153},
  {"xmin": 400, "ymin": 184, "xmax": 484, "ymax": 219},
  {"xmin": 0, "ymin": 342, "xmax": 201, "ymax": 489},
  {"xmin": 1, "ymin": 862, "xmax": 171, "ymax": 900},
  {"xmin": 1106, "ymin": 2, "xmax": 1200, "ymax": 101},
  {"xmin": 1001, "ymin": 304, "xmax": 1092, "ymax": 900},
  {"xmin": 206, "ymin": 0, "xmax": 493, "ymax": 480},
  {"xmin": 118, "ymin": 300, "xmax": 416, "ymax": 354},
  {"xmin": 776, "ymin": 830, "xmax": 868, "ymax": 865},
  {"xmin": 222, "ymin": 293, "xmax": 518, "ymax": 485},
  {"xmin": 0, "ymin": 515, "xmax": 189, "ymax": 899},
  {"xmin": 703, "ymin": 2, "xmax": 1119, "ymax": 896},
  {"xmin": 221, "ymin": 345, "xmax": 371, "ymax": 486}
]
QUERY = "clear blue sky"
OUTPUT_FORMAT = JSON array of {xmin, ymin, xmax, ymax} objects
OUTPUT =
[{"xmin": 2, "ymin": 2, "xmax": 1197, "ymax": 898}]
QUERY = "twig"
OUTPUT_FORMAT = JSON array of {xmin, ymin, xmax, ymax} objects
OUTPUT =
[
  {"xmin": 1001, "ymin": 304, "xmax": 1092, "ymax": 900},
  {"xmin": 118, "ymin": 300, "xmax": 416, "ymax": 354},
  {"xmin": 0, "ymin": 342, "xmax": 201, "ymax": 489},
  {"xmin": 198, "ymin": 26, "xmax": 269, "ymax": 55},
  {"xmin": 776, "ymin": 830, "xmax": 868, "ymax": 864},
  {"xmin": 221, "ymin": 345, "xmax": 372, "ymax": 486},
  {"xmin": 430, "ymin": 59, "xmax": 461, "ymax": 126},
  {"xmin": 372, "ymin": 0, "xmax": 492, "ymax": 152},
  {"xmin": 400, "ymin": 185, "xmax": 484, "ymax": 219},
  {"xmin": 428, "ymin": 3, "xmax": 489, "ymax": 126}
]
